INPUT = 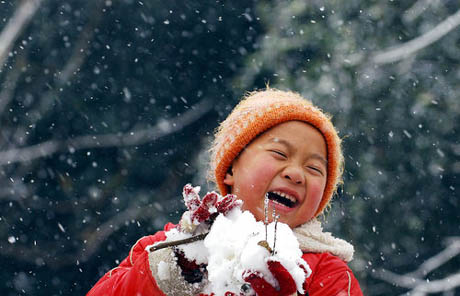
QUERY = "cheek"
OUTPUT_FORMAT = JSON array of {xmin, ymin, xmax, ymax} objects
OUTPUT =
[
  {"xmin": 307, "ymin": 179, "xmax": 326, "ymax": 205},
  {"xmin": 233, "ymin": 159, "xmax": 277, "ymax": 202},
  {"xmin": 247, "ymin": 162, "xmax": 277, "ymax": 189}
]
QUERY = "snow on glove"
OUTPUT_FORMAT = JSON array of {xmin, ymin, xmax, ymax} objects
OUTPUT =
[
  {"xmin": 149, "ymin": 184, "xmax": 242, "ymax": 295},
  {"xmin": 199, "ymin": 293, "xmax": 237, "ymax": 296},
  {"xmin": 180, "ymin": 184, "xmax": 241, "ymax": 233},
  {"xmin": 148, "ymin": 230, "xmax": 208, "ymax": 295},
  {"xmin": 148, "ymin": 247, "xmax": 204, "ymax": 295},
  {"xmin": 243, "ymin": 260, "xmax": 299, "ymax": 296},
  {"xmin": 174, "ymin": 248, "xmax": 206, "ymax": 284}
]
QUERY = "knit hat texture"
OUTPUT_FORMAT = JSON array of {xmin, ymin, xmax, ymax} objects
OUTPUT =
[{"xmin": 209, "ymin": 88, "xmax": 344, "ymax": 217}]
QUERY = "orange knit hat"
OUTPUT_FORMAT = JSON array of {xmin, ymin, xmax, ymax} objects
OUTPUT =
[{"xmin": 209, "ymin": 88, "xmax": 344, "ymax": 217}]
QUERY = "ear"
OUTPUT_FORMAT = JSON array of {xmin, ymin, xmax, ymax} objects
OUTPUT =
[{"xmin": 223, "ymin": 168, "xmax": 234, "ymax": 186}]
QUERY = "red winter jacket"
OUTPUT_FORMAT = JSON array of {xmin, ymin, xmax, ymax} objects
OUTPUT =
[{"xmin": 87, "ymin": 223, "xmax": 363, "ymax": 296}]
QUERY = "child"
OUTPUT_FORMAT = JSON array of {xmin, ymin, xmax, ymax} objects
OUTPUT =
[{"xmin": 87, "ymin": 88, "xmax": 363, "ymax": 295}]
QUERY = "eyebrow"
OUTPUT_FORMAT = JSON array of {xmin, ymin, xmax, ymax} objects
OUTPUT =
[{"xmin": 268, "ymin": 137, "xmax": 328, "ymax": 166}]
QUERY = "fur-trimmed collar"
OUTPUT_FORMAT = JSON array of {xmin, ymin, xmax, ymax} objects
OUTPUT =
[{"xmin": 293, "ymin": 219, "xmax": 354, "ymax": 262}]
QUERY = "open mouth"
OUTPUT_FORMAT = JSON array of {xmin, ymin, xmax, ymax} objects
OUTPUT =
[{"xmin": 266, "ymin": 191, "xmax": 297, "ymax": 208}]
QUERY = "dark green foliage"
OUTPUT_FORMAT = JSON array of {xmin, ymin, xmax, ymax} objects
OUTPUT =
[{"xmin": 0, "ymin": 1, "xmax": 260, "ymax": 294}]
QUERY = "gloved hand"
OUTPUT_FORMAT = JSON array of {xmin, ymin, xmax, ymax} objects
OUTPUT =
[
  {"xmin": 178, "ymin": 184, "xmax": 241, "ymax": 282},
  {"xmin": 180, "ymin": 184, "xmax": 241, "ymax": 233},
  {"xmin": 149, "ymin": 184, "xmax": 241, "ymax": 295},
  {"xmin": 243, "ymin": 260, "xmax": 300, "ymax": 296}
]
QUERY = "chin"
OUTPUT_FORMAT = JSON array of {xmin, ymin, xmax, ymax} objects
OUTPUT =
[{"xmin": 278, "ymin": 217, "xmax": 294, "ymax": 228}]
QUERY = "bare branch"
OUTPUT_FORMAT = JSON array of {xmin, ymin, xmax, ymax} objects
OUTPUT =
[
  {"xmin": 57, "ymin": 1, "xmax": 104, "ymax": 84},
  {"xmin": 374, "ymin": 268, "xmax": 425, "ymax": 288},
  {"xmin": 0, "ymin": 50, "xmax": 26, "ymax": 118},
  {"xmin": 410, "ymin": 272, "xmax": 460, "ymax": 295},
  {"xmin": 0, "ymin": 139, "xmax": 59, "ymax": 165},
  {"xmin": 372, "ymin": 9, "xmax": 460, "ymax": 64},
  {"xmin": 409, "ymin": 238, "xmax": 460, "ymax": 278},
  {"xmin": 346, "ymin": 9, "xmax": 460, "ymax": 66},
  {"xmin": 374, "ymin": 238, "xmax": 460, "ymax": 295},
  {"xmin": 0, "ymin": 242, "xmax": 78, "ymax": 269},
  {"xmin": 149, "ymin": 232, "xmax": 209, "ymax": 252},
  {"xmin": 0, "ymin": 98, "xmax": 213, "ymax": 166},
  {"xmin": 0, "ymin": 180, "xmax": 32, "ymax": 201},
  {"xmin": 0, "ymin": 163, "xmax": 38, "ymax": 206},
  {"xmin": 77, "ymin": 171, "xmax": 182, "ymax": 264},
  {"xmin": 0, "ymin": 2, "xmax": 103, "ymax": 151},
  {"xmin": 402, "ymin": 0, "xmax": 440, "ymax": 24},
  {"xmin": 0, "ymin": 0, "xmax": 43, "ymax": 73},
  {"xmin": 79, "ymin": 204, "xmax": 143, "ymax": 262},
  {"xmin": 0, "ymin": 181, "xmax": 178, "ymax": 269}
]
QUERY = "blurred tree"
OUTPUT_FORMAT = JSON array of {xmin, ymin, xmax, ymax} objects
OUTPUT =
[{"xmin": 0, "ymin": 0, "xmax": 260, "ymax": 294}]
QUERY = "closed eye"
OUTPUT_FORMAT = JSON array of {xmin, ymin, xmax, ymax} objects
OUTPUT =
[
  {"xmin": 308, "ymin": 166, "xmax": 325, "ymax": 176},
  {"xmin": 269, "ymin": 150, "xmax": 287, "ymax": 158}
]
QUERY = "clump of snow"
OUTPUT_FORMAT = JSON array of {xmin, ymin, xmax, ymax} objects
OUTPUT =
[
  {"xmin": 151, "ymin": 187, "xmax": 311, "ymax": 295},
  {"xmin": 160, "ymin": 207, "xmax": 310, "ymax": 295},
  {"xmin": 201, "ymin": 208, "xmax": 310, "ymax": 295}
]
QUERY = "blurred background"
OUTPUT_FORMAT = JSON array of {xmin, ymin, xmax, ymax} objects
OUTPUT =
[{"xmin": 1, "ymin": 0, "xmax": 459, "ymax": 295}]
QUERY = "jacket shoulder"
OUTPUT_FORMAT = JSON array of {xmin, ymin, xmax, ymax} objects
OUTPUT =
[
  {"xmin": 302, "ymin": 252, "xmax": 363, "ymax": 296},
  {"xmin": 87, "ymin": 223, "xmax": 177, "ymax": 296}
]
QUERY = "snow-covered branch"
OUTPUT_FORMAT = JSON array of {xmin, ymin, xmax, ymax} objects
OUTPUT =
[
  {"xmin": 347, "ymin": 8, "xmax": 460, "ymax": 66},
  {"xmin": 402, "ymin": 0, "xmax": 439, "ymax": 24},
  {"xmin": 80, "ymin": 204, "xmax": 143, "ymax": 262},
  {"xmin": 0, "ymin": 51, "xmax": 26, "ymax": 118},
  {"xmin": 372, "ymin": 9, "xmax": 460, "ymax": 64},
  {"xmin": 0, "ymin": 0, "xmax": 43, "ymax": 73},
  {"xmin": 0, "ymin": 98, "xmax": 213, "ymax": 166},
  {"xmin": 408, "ymin": 237, "xmax": 460, "ymax": 278},
  {"xmin": 374, "ymin": 268, "xmax": 425, "ymax": 288},
  {"xmin": 409, "ymin": 272, "xmax": 460, "ymax": 296},
  {"xmin": 0, "ymin": 181, "xmax": 31, "ymax": 201},
  {"xmin": 374, "ymin": 237, "xmax": 460, "ymax": 295},
  {"xmin": 57, "ymin": 1, "xmax": 104, "ymax": 84}
]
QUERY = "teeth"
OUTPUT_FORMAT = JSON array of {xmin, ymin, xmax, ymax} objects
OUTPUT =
[{"xmin": 271, "ymin": 191, "xmax": 296, "ymax": 203}]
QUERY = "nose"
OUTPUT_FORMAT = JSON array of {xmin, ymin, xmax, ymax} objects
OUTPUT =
[{"xmin": 281, "ymin": 165, "xmax": 304, "ymax": 185}]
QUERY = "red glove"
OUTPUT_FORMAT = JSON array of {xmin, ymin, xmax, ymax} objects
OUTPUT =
[
  {"xmin": 177, "ymin": 184, "xmax": 242, "ymax": 284},
  {"xmin": 182, "ymin": 184, "xmax": 241, "ymax": 224},
  {"xmin": 243, "ymin": 260, "xmax": 297, "ymax": 296}
]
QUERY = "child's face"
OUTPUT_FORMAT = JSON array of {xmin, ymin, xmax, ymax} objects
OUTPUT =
[{"xmin": 224, "ymin": 121, "xmax": 327, "ymax": 228}]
